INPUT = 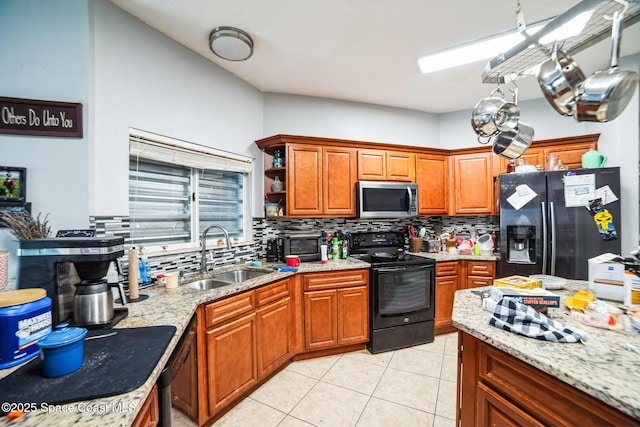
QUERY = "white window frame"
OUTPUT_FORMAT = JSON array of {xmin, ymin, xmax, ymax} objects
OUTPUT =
[{"xmin": 128, "ymin": 128, "xmax": 254, "ymax": 255}]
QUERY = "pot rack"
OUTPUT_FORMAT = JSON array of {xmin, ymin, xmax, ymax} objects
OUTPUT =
[{"xmin": 482, "ymin": 0, "xmax": 640, "ymax": 83}]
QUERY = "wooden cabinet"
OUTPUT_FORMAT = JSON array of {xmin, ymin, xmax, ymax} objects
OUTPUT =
[
  {"xmin": 199, "ymin": 278, "xmax": 292, "ymax": 421},
  {"xmin": 451, "ymin": 152, "xmax": 494, "ymax": 215},
  {"xmin": 464, "ymin": 260, "xmax": 495, "ymax": 289},
  {"xmin": 416, "ymin": 153, "xmax": 449, "ymax": 215},
  {"xmin": 493, "ymin": 134, "xmax": 599, "ymax": 176},
  {"xmin": 302, "ymin": 269, "xmax": 369, "ymax": 351},
  {"xmin": 435, "ymin": 260, "xmax": 495, "ymax": 335},
  {"xmin": 323, "ymin": 146, "xmax": 357, "ymax": 216},
  {"xmin": 205, "ymin": 311, "xmax": 257, "ymax": 414},
  {"xmin": 287, "ymin": 144, "xmax": 323, "ymax": 216},
  {"xmin": 435, "ymin": 261, "xmax": 459, "ymax": 335},
  {"xmin": 458, "ymin": 331, "xmax": 638, "ymax": 426},
  {"xmin": 357, "ymin": 149, "xmax": 415, "ymax": 182},
  {"xmin": 255, "ymin": 278, "xmax": 292, "ymax": 381},
  {"xmin": 132, "ymin": 384, "xmax": 159, "ymax": 427},
  {"xmin": 285, "ymin": 144, "xmax": 357, "ymax": 217}
]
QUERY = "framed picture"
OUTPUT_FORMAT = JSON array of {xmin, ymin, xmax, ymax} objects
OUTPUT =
[
  {"xmin": 0, "ymin": 167, "xmax": 26, "ymax": 202},
  {"xmin": 0, "ymin": 202, "xmax": 31, "ymax": 228}
]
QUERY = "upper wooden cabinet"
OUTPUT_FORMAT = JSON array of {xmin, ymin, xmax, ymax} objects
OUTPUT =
[
  {"xmin": 416, "ymin": 154, "xmax": 449, "ymax": 215},
  {"xmin": 286, "ymin": 144, "xmax": 357, "ymax": 217},
  {"xmin": 451, "ymin": 152, "xmax": 494, "ymax": 215},
  {"xmin": 256, "ymin": 134, "xmax": 600, "ymax": 218},
  {"xmin": 357, "ymin": 149, "xmax": 415, "ymax": 182},
  {"xmin": 493, "ymin": 134, "xmax": 599, "ymax": 176}
]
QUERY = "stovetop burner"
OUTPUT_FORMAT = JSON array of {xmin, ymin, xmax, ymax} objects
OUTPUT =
[{"xmin": 350, "ymin": 231, "xmax": 434, "ymax": 267}]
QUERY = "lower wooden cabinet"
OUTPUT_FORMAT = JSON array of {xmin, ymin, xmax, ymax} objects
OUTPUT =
[
  {"xmin": 256, "ymin": 297, "xmax": 292, "ymax": 380},
  {"xmin": 302, "ymin": 270, "xmax": 369, "ymax": 352},
  {"xmin": 458, "ymin": 331, "xmax": 638, "ymax": 426},
  {"xmin": 205, "ymin": 312, "xmax": 258, "ymax": 414},
  {"xmin": 435, "ymin": 260, "xmax": 495, "ymax": 335},
  {"xmin": 435, "ymin": 261, "xmax": 459, "ymax": 335},
  {"xmin": 132, "ymin": 384, "xmax": 159, "ymax": 427}
]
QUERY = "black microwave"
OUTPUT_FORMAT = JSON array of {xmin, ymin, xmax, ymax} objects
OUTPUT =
[
  {"xmin": 278, "ymin": 232, "xmax": 322, "ymax": 262},
  {"xmin": 356, "ymin": 181, "xmax": 419, "ymax": 218}
]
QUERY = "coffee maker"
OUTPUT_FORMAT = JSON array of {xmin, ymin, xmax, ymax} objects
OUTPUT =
[{"xmin": 17, "ymin": 236, "xmax": 127, "ymax": 327}]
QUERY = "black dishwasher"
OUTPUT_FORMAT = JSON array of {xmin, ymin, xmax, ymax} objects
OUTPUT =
[{"xmin": 158, "ymin": 314, "xmax": 197, "ymax": 426}]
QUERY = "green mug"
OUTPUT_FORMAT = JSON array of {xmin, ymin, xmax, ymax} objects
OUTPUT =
[{"xmin": 581, "ymin": 149, "xmax": 607, "ymax": 168}]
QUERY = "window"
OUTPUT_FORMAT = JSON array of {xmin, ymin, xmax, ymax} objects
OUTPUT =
[{"xmin": 128, "ymin": 129, "xmax": 253, "ymax": 250}]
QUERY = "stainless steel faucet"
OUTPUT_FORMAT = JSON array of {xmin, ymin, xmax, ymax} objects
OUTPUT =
[{"xmin": 200, "ymin": 224, "xmax": 232, "ymax": 274}]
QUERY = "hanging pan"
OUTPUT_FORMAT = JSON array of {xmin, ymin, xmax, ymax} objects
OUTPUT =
[
  {"xmin": 537, "ymin": 44, "xmax": 586, "ymax": 116},
  {"xmin": 574, "ymin": 10, "xmax": 638, "ymax": 122}
]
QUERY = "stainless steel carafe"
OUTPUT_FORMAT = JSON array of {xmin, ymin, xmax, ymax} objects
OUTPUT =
[{"xmin": 73, "ymin": 281, "xmax": 127, "ymax": 325}]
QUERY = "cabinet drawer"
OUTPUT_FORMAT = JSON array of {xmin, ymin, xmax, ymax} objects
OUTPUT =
[
  {"xmin": 468, "ymin": 277, "xmax": 493, "ymax": 288},
  {"xmin": 255, "ymin": 279, "xmax": 290, "ymax": 306},
  {"xmin": 436, "ymin": 261, "xmax": 459, "ymax": 277},
  {"xmin": 467, "ymin": 261, "xmax": 495, "ymax": 277},
  {"xmin": 303, "ymin": 269, "xmax": 368, "ymax": 291},
  {"xmin": 205, "ymin": 291, "xmax": 255, "ymax": 328},
  {"xmin": 478, "ymin": 342, "xmax": 635, "ymax": 426}
]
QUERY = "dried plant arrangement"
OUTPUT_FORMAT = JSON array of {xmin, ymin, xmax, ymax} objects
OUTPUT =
[{"xmin": 0, "ymin": 211, "xmax": 51, "ymax": 240}]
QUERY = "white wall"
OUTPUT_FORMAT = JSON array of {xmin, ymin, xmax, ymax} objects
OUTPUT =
[
  {"xmin": 439, "ymin": 54, "xmax": 640, "ymax": 256},
  {"xmin": 90, "ymin": 0, "xmax": 265, "ymax": 217},
  {"xmin": 0, "ymin": 0, "xmax": 90, "ymax": 283},
  {"xmin": 263, "ymin": 93, "xmax": 440, "ymax": 147}
]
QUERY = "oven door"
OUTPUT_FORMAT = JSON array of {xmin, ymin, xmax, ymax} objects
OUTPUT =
[{"xmin": 371, "ymin": 264, "xmax": 434, "ymax": 329}]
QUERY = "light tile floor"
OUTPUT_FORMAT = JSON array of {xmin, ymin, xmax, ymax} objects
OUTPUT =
[{"xmin": 172, "ymin": 332, "xmax": 458, "ymax": 427}]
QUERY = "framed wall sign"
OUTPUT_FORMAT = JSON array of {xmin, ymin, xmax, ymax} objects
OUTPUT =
[
  {"xmin": 0, "ymin": 166, "xmax": 26, "ymax": 202},
  {"xmin": 0, "ymin": 96, "xmax": 83, "ymax": 138}
]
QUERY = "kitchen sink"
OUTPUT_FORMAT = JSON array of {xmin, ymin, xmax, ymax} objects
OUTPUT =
[
  {"xmin": 185, "ymin": 268, "xmax": 273, "ymax": 290},
  {"xmin": 186, "ymin": 278, "xmax": 235, "ymax": 290},
  {"xmin": 210, "ymin": 269, "xmax": 271, "ymax": 283}
]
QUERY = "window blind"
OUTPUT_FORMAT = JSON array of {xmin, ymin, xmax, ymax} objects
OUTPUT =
[{"xmin": 129, "ymin": 128, "xmax": 253, "ymax": 173}]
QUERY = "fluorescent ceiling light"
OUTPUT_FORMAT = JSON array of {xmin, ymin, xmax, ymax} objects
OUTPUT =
[{"xmin": 418, "ymin": 10, "xmax": 593, "ymax": 74}]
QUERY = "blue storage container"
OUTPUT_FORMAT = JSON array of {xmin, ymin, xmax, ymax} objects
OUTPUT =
[{"xmin": 0, "ymin": 289, "xmax": 52, "ymax": 369}]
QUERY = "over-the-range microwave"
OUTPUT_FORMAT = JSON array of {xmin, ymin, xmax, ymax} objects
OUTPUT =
[{"xmin": 356, "ymin": 181, "xmax": 418, "ymax": 218}]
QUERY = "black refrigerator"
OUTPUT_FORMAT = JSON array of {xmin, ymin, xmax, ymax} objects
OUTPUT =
[{"xmin": 498, "ymin": 167, "xmax": 621, "ymax": 280}]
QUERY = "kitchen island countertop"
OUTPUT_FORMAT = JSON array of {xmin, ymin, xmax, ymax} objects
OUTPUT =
[
  {"xmin": 453, "ymin": 281, "xmax": 640, "ymax": 420},
  {"xmin": 0, "ymin": 257, "xmax": 369, "ymax": 427}
]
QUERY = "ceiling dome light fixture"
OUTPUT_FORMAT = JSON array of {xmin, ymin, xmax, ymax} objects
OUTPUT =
[{"xmin": 209, "ymin": 26, "xmax": 254, "ymax": 61}]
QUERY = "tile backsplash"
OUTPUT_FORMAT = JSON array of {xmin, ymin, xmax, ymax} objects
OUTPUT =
[{"xmin": 91, "ymin": 214, "xmax": 497, "ymax": 277}]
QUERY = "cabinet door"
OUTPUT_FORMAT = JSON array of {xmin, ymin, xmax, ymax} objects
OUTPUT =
[
  {"xmin": 256, "ymin": 297, "xmax": 291, "ymax": 380},
  {"xmin": 287, "ymin": 144, "xmax": 323, "ymax": 216},
  {"xmin": 435, "ymin": 275, "xmax": 458, "ymax": 334},
  {"xmin": 304, "ymin": 290, "xmax": 337, "ymax": 350},
  {"xmin": 206, "ymin": 312, "xmax": 257, "ymax": 414},
  {"xmin": 323, "ymin": 147, "xmax": 357, "ymax": 216},
  {"xmin": 494, "ymin": 148, "xmax": 544, "ymax": 176},
  {"xmin": 386, "ymin": 151, "xmax": 415, "ymax": 182},
  {"xmin": 451, "ymin": 153, "xmax": 494, "ymax": 215},
  {"xmin": 477, "ymin": 383, "xmax": 544, "ymax": 427},
  {"xmin": 416, "ymin": 154, "xmax": 449, "ymax": 215},
  {"xmin": 357, "ymin": 149, "xmax": 386, "ymax": 180},
  {"xmin": 337, "ymin": 286, "xmax": 369, "ymax": 345},
  {"xmin": 544, "ymin": 140, "xmax": 597, "ymax": 170},
  {"xmin": 132, "ymin": 384, "xmax": 159, "ymax": 427}
]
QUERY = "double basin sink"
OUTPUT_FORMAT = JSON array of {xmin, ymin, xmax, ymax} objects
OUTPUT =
[{"xmin": 186, "ymin": 268, "xmax": 273, "ymax": 290}]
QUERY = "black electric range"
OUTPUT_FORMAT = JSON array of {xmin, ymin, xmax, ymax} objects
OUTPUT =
[{"xmin": 350, "ymin": 231, "xmax": 435, "ymax": 354}]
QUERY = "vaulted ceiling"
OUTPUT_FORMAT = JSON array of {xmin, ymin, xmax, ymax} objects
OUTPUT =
[{"xmin": 109, "ymin": 0, "xmax": 640, "ymax": 113}]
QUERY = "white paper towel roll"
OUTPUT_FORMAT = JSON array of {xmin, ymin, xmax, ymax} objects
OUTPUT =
[{"xmin": 128, "ymin": 247, "xmax": 139, "ymax": 300}]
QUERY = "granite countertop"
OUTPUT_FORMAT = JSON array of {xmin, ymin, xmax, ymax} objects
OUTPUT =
[
  {"xmin": 0, "ymin": 258, "xmax": 369, "ymax": 427},
  {"xmin": 409, "ymin": 250, "xmax": 498, "ymax": 262},
  {"xmin": 452, "ymin": 280, "xmax": 640, "ymax": 420}
]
